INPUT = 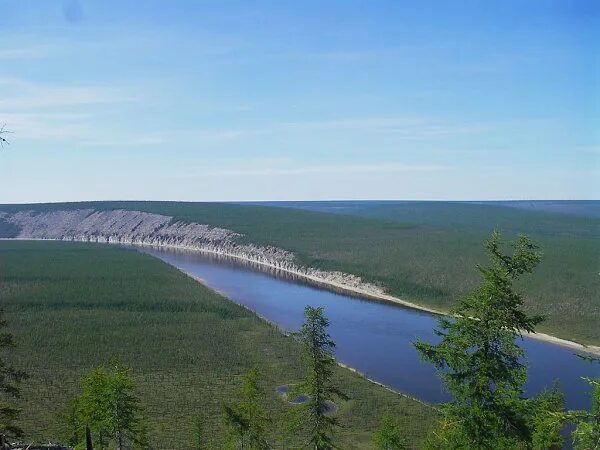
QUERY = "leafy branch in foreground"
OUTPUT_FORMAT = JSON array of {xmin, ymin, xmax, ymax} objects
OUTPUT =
[
  {"xmin": 564, "ymin": 355, "xmax": 600, "ymax": 450},
  {"xmin": 414, "ymin": 232, "xmax": 565, "ymax": 449}
]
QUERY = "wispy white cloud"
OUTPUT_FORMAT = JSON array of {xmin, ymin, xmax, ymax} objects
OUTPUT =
[
  {"xmin": 0, "ymin": 112, "xmax": 93, "ymax": 140},
  {"xmin": 191, "ymin": 162, "xmax": 452, "ymax": 177},
  {"xmin": 81, "ymin": 136, "xmax": 166, "ymax": 147},
  {"xmin": 278, "ymin": 117, "xmax": 492, "ymax": 135},
  {"xmin": 189, "ymin": 116, "xmax": 493, "ymax": 143},
  {"xmin": 0, "ymin": 112, "xmax": 166, "ymax": 146},
  {"xmin": 0, "ymin": 77, "xmax": 137, "ymax": 110},
  {"xmin": 0, "ymin": 44, "xmax": 59, "ymax": 60},
  {"xmin": 0, "ymin": 77, "xmax": 150, "ymax": 145}
]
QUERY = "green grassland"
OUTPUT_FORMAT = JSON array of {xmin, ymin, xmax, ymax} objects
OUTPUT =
[
  {"xmin": 1, "ymin": 201, "xmax": 599, "ymax": 345},
  {"xmin": 0, "ymin": 240, "xmax": 435, "ymax": 449}
]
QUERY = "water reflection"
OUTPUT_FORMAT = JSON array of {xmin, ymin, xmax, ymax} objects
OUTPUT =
[{"xmin": 135, "ymin": 245, "xmax": 600, "ymax": 410}]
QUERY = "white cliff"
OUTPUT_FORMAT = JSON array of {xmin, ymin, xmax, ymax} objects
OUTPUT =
[{"xmin": 0, "ymin": 209, "xmax": 386, "ymax": 296}]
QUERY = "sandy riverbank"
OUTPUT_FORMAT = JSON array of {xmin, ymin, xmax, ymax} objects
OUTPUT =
[{"xmin": 163, "ymin": 242, "xmax": 600, "ymax": 357}]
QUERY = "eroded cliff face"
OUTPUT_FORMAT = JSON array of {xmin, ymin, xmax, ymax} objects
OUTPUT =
[{"xmin": 0, "ymin": 209, "xmax": 385, "ymax": 295}]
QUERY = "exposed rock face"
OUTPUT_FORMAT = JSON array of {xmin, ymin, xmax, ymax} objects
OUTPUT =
[{"xmin": 0, "ymin": 209, "xmax": 385, "ymax": 295}]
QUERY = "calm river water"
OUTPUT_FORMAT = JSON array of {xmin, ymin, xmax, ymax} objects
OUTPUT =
[{"xmin": 139, "ymin": 246, "xmax": 599, "ymax": 410}]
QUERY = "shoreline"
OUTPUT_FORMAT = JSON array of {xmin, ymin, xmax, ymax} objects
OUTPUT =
[
  {"xmin": 3, "ymin": 237, "xmax": 600, "ymax": 356},
  {"xmin": 175, "ymin": 273, "xmax": 438, "ymax": 410}
]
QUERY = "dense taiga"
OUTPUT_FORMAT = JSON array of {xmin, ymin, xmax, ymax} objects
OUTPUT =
[
  {"xmin": 1, "ymin": 201, "xmax": 598, "ymax": 346},
  {"xmin": 0, "ymin": 240, "xmax": 435, "ymax": 448}
]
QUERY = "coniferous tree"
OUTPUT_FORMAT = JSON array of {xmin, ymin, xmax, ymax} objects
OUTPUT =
[
  {"xmin": 294, "ymin": 306, "xmax": 345, "ymax": 450},
  {"xmin": 528, "ymin": 386, "xmax": 565, "ymax": 450},
  {"xmin": 414, "ymin": 232, "xmax": 564, "ymax": 449},
  {"xmin": 59, "ymin": 397, "xmax": 81, "ymax": 447},
  {"xmin": 372, "ymin": 412, "xmax": 407, "ymax": 450},
  {"xmin": 566, "ymin": 355, "xmax": 600, "ymax": 450},
  {"xmin": 0, "ymin": 310, "xmax": 27, "ymax": 438},
  {"xmin": 73, "ymin": 358, "xmax": 145, "ymax": 450},
  {"xmin": 224, "ymin": 405, "xmax": 250, "ymax": 449},
  {"xmin": 76, "ymin": 366, "xmax": 112, "ymax": 449},
  {"xmin": 109, "ymin": 359, "xmax": 143, "ymax": 449},
  {"xmin": 85, "ymin": 425, "xmax": 93, "ymax": 450},
  {"xmin": 224, "ymin": 368, "xmax": 270, "ymax": 449}
]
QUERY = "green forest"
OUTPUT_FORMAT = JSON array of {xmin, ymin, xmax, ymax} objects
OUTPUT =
[
  {"xmin": 0, "ymin": 231, "xmax": 598, "ymax": 448},
  {"xmin": 0, "ymin": 240, "xmax": 434, "ymax": 448},
  {"xmin": 2, "ymin": 201, "xmax": 598, "ymax": 345}
]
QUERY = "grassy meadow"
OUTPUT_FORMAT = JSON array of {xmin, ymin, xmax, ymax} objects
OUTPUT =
[
  {"xmin": 1, "ymin": 201, "xmax": 597, "ymax": 345},
  {"xmin": 0, "ymin": 240, "xmax": 435, "ymax": 449}
]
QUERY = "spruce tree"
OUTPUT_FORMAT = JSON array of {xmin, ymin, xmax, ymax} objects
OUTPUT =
[
  {"xmin": 414, "ymin": 232, "xmax": 564, "ymax": 449},
  {"xmin": 372, "ymin": 412, "xmax": 407, "ymax": 450},
  {"xmin": 74, "ymin": 358, "xmax": 145, "ymax": 449},
  {"xmin": 529, "ymin": 387, "xmax": 565, "ymax": 450},
  {"xmin": 295, "ymin": 306, "xmax": 344, "ymax": 450},
  {"xmin": 77, "ymin": 367, "xmax": 112, "ymax": 449},
  {"xmin": 224, "ymin": 368, "xmax": 270, "ymax": 449},
  {"xmin": 567, "ymin": 355, "xmax": 600, "ymax": 450},
  {"xmin": 109, "ymin": 359, "xmax": 143, "ymax": 450}
]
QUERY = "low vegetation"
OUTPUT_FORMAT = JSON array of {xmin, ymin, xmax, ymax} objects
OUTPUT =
[
  {"xmin": 1, "ymin": 232, "xmax": 598, "ymax": 448},
  {"xmin": 0, "ymin": 310, "xmax": 27, "ymax": 438},
  {"xmin": 0, "ymin": 240, "xmax": 435, "ymax": 448}
]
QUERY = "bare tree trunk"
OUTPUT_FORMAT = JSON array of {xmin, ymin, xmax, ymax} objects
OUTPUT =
[{"xmin": 86, "ymin": 425, "xmax": 94, "ymax": 450}]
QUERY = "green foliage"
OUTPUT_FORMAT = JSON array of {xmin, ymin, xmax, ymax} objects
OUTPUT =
[
  {"xmin": 58, "ymin": 397, "xmax": 81, "ymax": 447},
  {"xmin": 0, "ymin": 310, "xmax": 26, "ymax": 438},
  {"xmin": 71, "ymin": 358, "xmax": 146, "ymax": 450},
  {"xmin": 0, "ymin": 240, "xmax": 436, "ymax": 448},
  {"xmin": 571, "ymin": 378, "xmax": 600, "ymax": 449},
  {"xmin": 372, "ymin": 413, "xmax": 407, "ymax": 450},
  {"xmin": 292, "ymin": 306, "xmax": 346, "ymax": 450},
  {"xmin": 567, "ymin": 355, "xmax": 600, "ymax": 450},
  {"xmin": 414, "ymin": 232, "xmax": 564, "ymax": 449},
  {"xmin": 223, "ymin": 368, "xmax": 270, "ymax": 449},
  {"xmin": 529, "ymin": 387, "xmax": 565, "ymax": 450}
]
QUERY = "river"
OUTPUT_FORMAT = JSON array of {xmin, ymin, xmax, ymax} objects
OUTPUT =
[{"xmin": 138, "ymin": 246, "xmax": 600, "ymax": 410}]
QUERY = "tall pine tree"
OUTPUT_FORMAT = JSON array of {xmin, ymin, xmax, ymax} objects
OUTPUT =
[
  {"xmin": 414, "ymin": 232, "xmax": 564, "ymax": 449},
  {"xmin": 224, "ymin": 368, "xmax": 270, "ymax": 450},
  {"xmin": 294, "ymin": 306, "xmax": 344, "ymax": 450}
]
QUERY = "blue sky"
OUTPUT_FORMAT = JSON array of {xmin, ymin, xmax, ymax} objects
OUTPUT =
[{"xmin": 0, "ymin": 0, "xmax": 598, "ymax": 202}]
